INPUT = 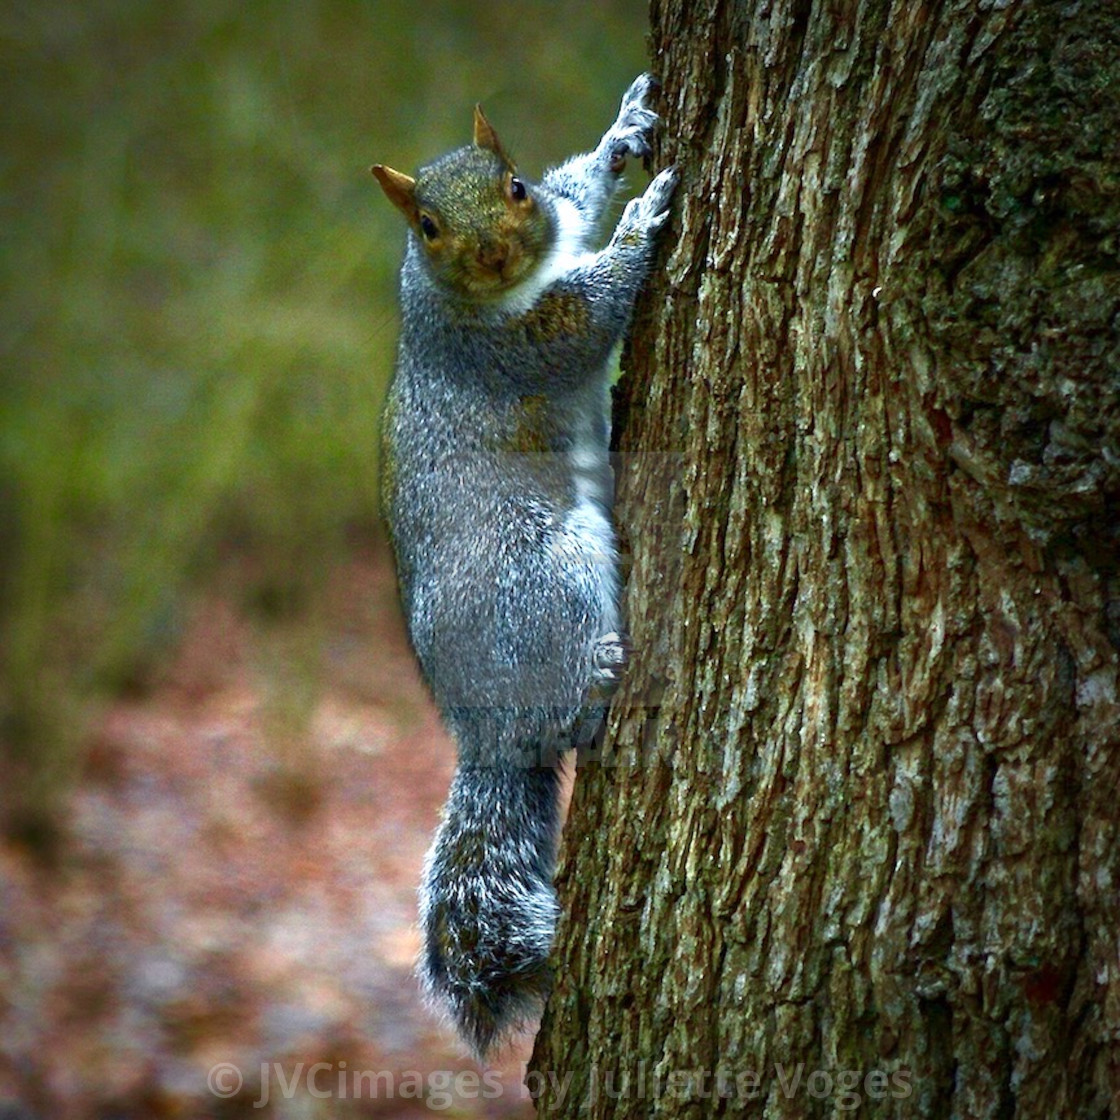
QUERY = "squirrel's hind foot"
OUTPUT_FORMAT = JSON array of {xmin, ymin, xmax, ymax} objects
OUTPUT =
[{"xmin": 592, "ymin": 630, "xmax": 631, "ymax": 688}]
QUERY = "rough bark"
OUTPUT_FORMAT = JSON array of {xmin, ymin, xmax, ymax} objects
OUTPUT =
[{"xmin": 530, "ymin": 1, "xmax": 1120, "ymax": 1117}]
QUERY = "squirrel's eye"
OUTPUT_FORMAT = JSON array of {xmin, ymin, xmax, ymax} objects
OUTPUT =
[
  {"xmin": 509, "ymin": 177, "xmax": 527, "ymax": 203},
  {"xmin": 419, "ymin": 214, "xmax": 439, "ymax": 240}
]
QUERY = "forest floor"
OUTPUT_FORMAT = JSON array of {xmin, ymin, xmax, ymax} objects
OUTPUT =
[{"xmin": 0, "ymin": 543, "xmax": 539, "ymax": 1119}]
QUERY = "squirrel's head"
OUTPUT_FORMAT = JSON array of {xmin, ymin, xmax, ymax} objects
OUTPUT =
[{"xmin": 372, "ymin": 107, "xmax": 553, "ymax": 300}]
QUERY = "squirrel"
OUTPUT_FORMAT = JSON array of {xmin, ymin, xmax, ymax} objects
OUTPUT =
[{"xmin": 371, "ymin": 74, "xmax": 677, "ymax": 1060}]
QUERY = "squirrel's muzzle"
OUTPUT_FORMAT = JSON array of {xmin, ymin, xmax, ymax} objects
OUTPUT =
[{"xmin": 476, "ymin": 237, "xmax": 510, "ymax": 275}]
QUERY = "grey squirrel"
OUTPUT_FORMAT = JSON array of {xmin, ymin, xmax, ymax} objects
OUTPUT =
[{"xmin": 372, "ymin": 74, "xmax": 677, "ymax": 1059}]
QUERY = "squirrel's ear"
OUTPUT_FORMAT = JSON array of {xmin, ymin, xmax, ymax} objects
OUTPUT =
[
  {"xmin": 473, "ymin": 105, "xmax": 512, "ymax": 166},
  {"xmin": 371, "ymin": 164, "xmax": 419, "ymax": 224}
]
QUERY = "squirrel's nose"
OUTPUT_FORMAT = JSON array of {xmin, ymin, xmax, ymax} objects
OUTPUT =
[{"xmin": 477, "ymin": 239, "xmax": 509, "ymax": 273}]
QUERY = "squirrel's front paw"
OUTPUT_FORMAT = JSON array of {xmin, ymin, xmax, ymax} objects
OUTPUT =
[
  {"xmin": 616, "ymin": 166, "xmax": 679, "ymax": 240},
  {"xmin": 601, "ymin": 73, "xmax": 661, "ymax": 173}
]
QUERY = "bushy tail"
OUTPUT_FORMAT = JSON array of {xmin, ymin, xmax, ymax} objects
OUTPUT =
[{"xmin": 418, "ymin": 762, "xmax": 563, "ymax": 1059}]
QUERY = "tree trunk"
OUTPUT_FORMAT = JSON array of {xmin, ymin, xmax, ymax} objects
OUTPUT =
[{"xmin": 530, "ymin": 1, "xmax": 1120, "ymax": 1116}]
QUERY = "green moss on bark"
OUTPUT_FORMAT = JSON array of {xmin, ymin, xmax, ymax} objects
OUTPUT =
[{"xmin": 924, "ymin": 0, "xmax": 1120, "ymax": 555}]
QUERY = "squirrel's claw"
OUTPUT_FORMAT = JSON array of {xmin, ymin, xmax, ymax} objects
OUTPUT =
[
  {"xmin": 592, "ymin": 631, "xmax": 631, "ymax": 686},
  {"xmin": 616, "ymin": 165, "xmax": 679, "ymax": 239},
  {"xmin": 620, "ymin": 72, "xmax": 660, "ymax": 112},
  {"xmin": 643, "ymin": 166, "xmax": 680, "ymax": 228},
  {"xmin": 603, "ymin": 72, "xmax": 663, "ymax": 174}
]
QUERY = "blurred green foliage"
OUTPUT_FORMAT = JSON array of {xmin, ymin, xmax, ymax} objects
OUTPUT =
[{"xmin": 0, "ymin": 0, "xmax": 648, "ymax": 833}]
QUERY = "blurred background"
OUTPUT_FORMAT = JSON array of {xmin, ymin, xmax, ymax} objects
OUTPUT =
[{"xmin": 0, "ymin": 1, "xmax": 648, "ymax": 1114}]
